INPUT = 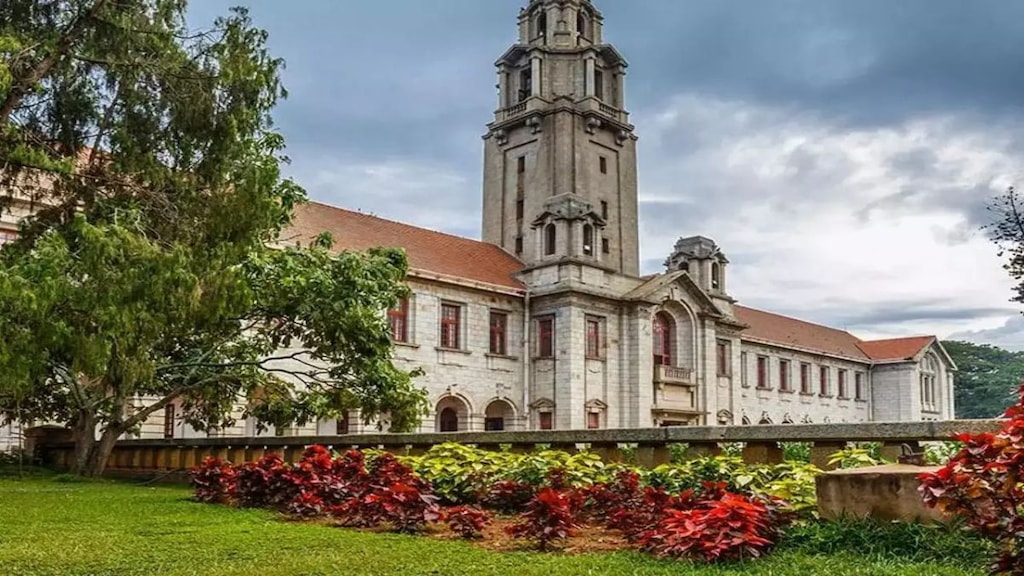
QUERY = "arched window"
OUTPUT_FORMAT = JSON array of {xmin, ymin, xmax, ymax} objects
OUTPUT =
[
  {"xmin": 920, "ymin": 355, "xmax": 939, "ymax": 413},
  {"xmin": 711, "ymin": 262, "xmax": 721, "ymax": 290},
  {"xmin": 577, "ymin": 12, "xmax": 588, "ymax": 37},
  {"xmin": 537, "ymin": 12, "xmax": 547, "ymax": 38},
  {"xmin": 439, "ymin": 408, "xmax": 458, "ymax": 432},
  {"xmin": 582, "ymin": 224, "xmax": 594, "ymax": 256},
  {"xmin": 544, "ymin": 223, "xmax": 557, "ymax": 256},
  {"xmin": 653, "ymin": 312, "xmax": 674, "ymax": 366}
]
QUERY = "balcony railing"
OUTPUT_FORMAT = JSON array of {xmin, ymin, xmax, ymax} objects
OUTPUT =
[{"xmin": 655, "ymin": 364, "xmax": 694, "ymax": 385}]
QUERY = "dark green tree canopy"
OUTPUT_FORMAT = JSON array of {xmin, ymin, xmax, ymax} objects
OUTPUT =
[
  {"xmin": 942, "ymin": 340, "xmax": 1023, "ymax": 419},
  {"xmin": 0, "ymin": 0, "xmax": 426, "ymax": 476}
]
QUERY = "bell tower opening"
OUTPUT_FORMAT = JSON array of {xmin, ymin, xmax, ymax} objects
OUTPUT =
[{"xmin": 482, "ymin": 0, "xmax": 640, "ymax": 277}]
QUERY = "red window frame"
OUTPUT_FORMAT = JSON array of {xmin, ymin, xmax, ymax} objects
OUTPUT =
[
  {"xmin": 440, "ymin": 303, "xmax": 461, "ymax": 349},
  {"xmin": 163, "ymin": 404, "xmax": 175, "ymax": 439},
  {"xmin": 716, "ymin": 341, "xmax": 729, "ymax": 376},
  {"xmin": 820, "ymin": 366, "xmax": 830, "ymax": 396},
  {"xmin": 336, "ymin": 411, "xmax": 350, "ymax": 435},
  {"xmin": 838, "ymin": 370, "xmax": 848, "ymax": 398},
  {"xmin": 587, "ymin": 412, "xmax": 600, "ymax": 429},
  {"xmin": 653, "ymin": 313, "xmax": 672, "ymax": 366},
  {"xmin": 779, "ymin": 360, "xmax": 790, "ymax": 391},
  {"xmin": 585, "ymin": 317, "xmax": 601, "ymax": 359},
  {"xmin": 757, "ymin": 356, "xmax": 768, "ymax": 389},
  {"xmin": 537, "ymin": 317, "xmax": 554, "ymax": 358},
  {"xmin": 800, "ymin": 363, "xmax": 811, "ymax": 394},
  {"xmin": 855, "ymin": 373, "xmax": 864, "ymax": 400},
  {"xmin": 388, "ymin": 297, "xmax": 408, "ymax": 343},
  {"xmin": 489, "ymin": 311, "xmax": 508, "ymax": 355},
  {"xmin": 539, "ymin": 412, "xmax": 553, "ymax": 430}
]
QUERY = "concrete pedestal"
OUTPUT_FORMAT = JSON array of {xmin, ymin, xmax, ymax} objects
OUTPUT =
[{"xmin": 816, "ymin": 464, "xmax": 947, "ymax": 523}]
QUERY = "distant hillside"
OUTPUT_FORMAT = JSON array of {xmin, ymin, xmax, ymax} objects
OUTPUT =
[{"xmin": 942, "ymin": 340, "xmax": 1024, "ymax": 418}]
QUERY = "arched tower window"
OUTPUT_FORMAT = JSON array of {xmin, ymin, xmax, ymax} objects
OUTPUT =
[
  {"xmin": 537, "ymin": 12, "xmax": 547, "ymax": 38},
  {"xmin": 577, "ymin": 12, "xmax": 588, "ymax": 38},
  {"xmin": 711, "ymin": 262, "xmax": 721, "ymax": 290},
  {"xmin": 653, "ymin": 312, "xmax": 674, "ymax": 366},
  {"xmin": 920, "ymin": 354, "xmax": 939, "ymax": 413},
  {"xmin": 582, "ymin": 224, "xmax": 594, "ymax": 256},
  {"xmin": 544, "ymin": 223, "xmax": 557, "ymax": 255}
]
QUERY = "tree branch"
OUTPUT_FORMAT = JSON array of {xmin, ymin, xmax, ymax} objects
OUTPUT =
[{"xmin": 0, "ymin": 0, "xmax": 109, "ymax": 125}]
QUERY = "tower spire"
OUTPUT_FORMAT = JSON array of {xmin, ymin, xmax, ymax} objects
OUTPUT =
[{"xmin": 481, "ymin": 0, "xmax": 640, "ymax": 277}]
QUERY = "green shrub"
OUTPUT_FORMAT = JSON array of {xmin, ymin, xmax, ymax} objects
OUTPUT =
[{"xmin": 781, "ymin": 442, "xmax": 811, "ymax": 462}]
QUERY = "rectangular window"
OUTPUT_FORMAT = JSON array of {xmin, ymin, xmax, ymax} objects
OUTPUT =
[
  {"xmin": 838, "ymin": 369, "xmax": 848, "ymax": 398},
  {"xmin": 855, "ymin": 372, "xmax": 865, "ymax": 401},
  {"xmin": 587, "ymin": 412, "xmax": 600, "ymax": 429},
  {"xmin": 594, "ymin": 69, "xmax": 604, "ymax": 100},
  {"xmin": 440, "ymin": 303, "xmax": 461, "ymax": 349},
  {"xmin": 819, "ymin": 366, "xmax": 830, "ymax": 396},
  {"xmin": 800, "ymin": 363, "xmax": 811, "ymax": 394},
  {"xmin": 537, "ymin": 316, "xmax": 554, "ymax": 358},
  {"xmin": 515, "ymin": 235, "xmax": 523, "ymax": 254},
  {"xmin": 599, "ymin": 155, "xmax": 607, "ymax": 174},
  {"xmin": 602, "ymin": 238, "xmax": 610, "ymax": 254},
  {"xmin": 163, "ymin": 404, "xmax": 175, "ymax": 439},
  {"xmin": 779, "ymin": 360, "xmax": 791, "ymax": 391},
  {"xmin": 716, "ymin": 341, "xmax": 729, "ymax": 376},
  {"xmin": 601, "ymin": 200, "xmax": 608, "ymax": 219},
  {"xmin": 539, "ymin": 412, "xmax": 553, "ymax": 430},
  {"xmin": 388, "ymin": 297, "xmax": 409, "ymax": 343},
  {"xmin": 586, "ymin": 316, "xmax": 601, "ymax": 359},
  {"xmin": 336, "ymin": 411, "xmax": 350, "ymax": 435},
  {"xmin": 519, "ymin": 69, "xmax": 532, "ymax": 102},
  {"xmin": 756, "ymin": 356, "xmax": 768, "ymax": 389},
  {"xmin": 517, "ymin": 156, "xmax": 526, "ymax": 173},
  {"xmin": 489, "ymin": 311, "xmax": 508, "ymax": 355},
  {"xmin": 740, "ymin": 352, "xmax": 749, "ymax": 387},
  {"xmin": 516, "ymin": 199, "xmax": 524, "ymax": 220}
]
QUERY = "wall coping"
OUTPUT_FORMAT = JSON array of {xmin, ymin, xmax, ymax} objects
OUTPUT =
[{"xmin": 46, "ymin": 419, "xmax": 1003, "ymax": 450}]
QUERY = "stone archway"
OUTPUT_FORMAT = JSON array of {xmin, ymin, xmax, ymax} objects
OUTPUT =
[
  {"xmin": 484, "ymin": 399, "xmax": 516, "ymax": 431},
  {"xmin": 435, "ymin": 395, "xmax": 472, "ymax": 432}
]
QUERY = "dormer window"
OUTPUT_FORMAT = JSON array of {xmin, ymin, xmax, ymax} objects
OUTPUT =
[
  {"xmin": 583, "ymin": 224, "xmax": 594, "ymax": 256},
  {"xmin": 544, "ymin": 223, "xmax": 557, "ymax": 255}
]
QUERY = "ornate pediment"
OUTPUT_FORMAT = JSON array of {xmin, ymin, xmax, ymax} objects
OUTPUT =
[
  {"xmin": 529, "ymin": 397, "xmax": 555, "ymax": 410},
  {"xmin": 531, "ymin": 193, "xmax": 606, "ymax": 227}
]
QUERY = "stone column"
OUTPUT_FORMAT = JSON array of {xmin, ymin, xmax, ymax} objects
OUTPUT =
[
  {"xmin": 585, "ymin": 58, "xmax": 595, "ymax": 97},
  {"xmin": 531, "ymin": 57, "xmax": 542, "ymax": 98}
]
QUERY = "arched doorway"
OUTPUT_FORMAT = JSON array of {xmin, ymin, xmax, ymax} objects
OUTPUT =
[
  {"xmin": 435, "ymin": 395, "xmax": 471, "ymax": 432},
  {"xmin": 484, "ymin": 399, "xmax": 516, "ymax": 431}
]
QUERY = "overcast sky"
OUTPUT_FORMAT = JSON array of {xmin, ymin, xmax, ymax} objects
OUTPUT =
[{"xmin": 187, "ymin": 0, "xmax": 1024, "ymax": 349}]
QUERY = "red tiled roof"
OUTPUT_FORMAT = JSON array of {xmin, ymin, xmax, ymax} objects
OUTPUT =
[
  {"xmin": 284, "ymin": 201, "xmax": 525, "ymax": 290},
  {"xmin": 857, "ymin": 336, "xmax": 935, "ymax": 362},
  {"xmin": 734, "ymin": 305, "xmax": 869, "ymax": 360}
]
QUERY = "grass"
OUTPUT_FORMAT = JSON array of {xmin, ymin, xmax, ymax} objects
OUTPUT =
[{"xmin": 0, "ymin": 477, "xmax": 989, "ymax": 576}]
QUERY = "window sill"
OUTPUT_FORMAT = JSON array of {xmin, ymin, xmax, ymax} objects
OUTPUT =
[
  {"xmin": 486, "ymin": 353, "xmax": 518, "ymax": 361},
  {"xmin": 799, "ymin": 391, "xmax": 815, "ymax": 397},
  {"xmin": 586, "ymin": 356, "xmax": 605, "ymax": 362},
  {"xmin": 819, "ymin": 394, "xmax": 833, "ymax": 399},
  {"xmin": 436, "ymin": 347, "xmax": 471, "ymax": 355},
  {"xmin": 836, "ymin": 396, "xmax": 851, "ymax": 401},
  {"xmin": 533, "ymin": 356, "xmax": 555, "ymax": 361},
  {"xmin": 855, "ymin": 398, "xmax": 868, "ymax": 403},
  {"xmin": 778, "ymin": 388, "xmax": 794, "ymax": 394},
  {"xmin": 755, "ymin": 386, "xmax": 772, "ymax": 391},
  {"xmin": 394, "ymin": 342, "xmax": 420, "ymax": 349}
]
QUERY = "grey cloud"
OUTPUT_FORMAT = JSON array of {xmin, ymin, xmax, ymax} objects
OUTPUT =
[{"xmin": 949, "ymin": 315, "xmax": 1024, "ymax": 351}]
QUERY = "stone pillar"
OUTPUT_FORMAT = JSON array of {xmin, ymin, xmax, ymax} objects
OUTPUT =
[
  {"xmin": 742, "ymin": 442, "xmax": 783, "ymax": 465},
  {"xmin": 531, "ymin": 57, "xmax": 542, "ymax": 98},
  {"xmin": 810, "ymin": 441, "xmax": 847, "ymax": 470},
  {"xmin": 585, "ymin": 58, "xmax": 595, "ymax": 97}
]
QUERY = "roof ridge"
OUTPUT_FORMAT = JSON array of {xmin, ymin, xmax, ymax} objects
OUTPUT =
[
  {"xmin": 303, "ymin": 200, "xmax": 503, "ymax": 249},
  {"xmin": 860, "ymin": 335, "xmax": 935, "ymax": 343}
]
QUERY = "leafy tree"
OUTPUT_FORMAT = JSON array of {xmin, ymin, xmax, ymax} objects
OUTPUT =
[
  {"xmin": 0, "ymin": 0, "xmax": 426, "ymax": 476},
  {"xmin": 942, "ymin": 340, "xmax": 1023, "ymax": 419}
]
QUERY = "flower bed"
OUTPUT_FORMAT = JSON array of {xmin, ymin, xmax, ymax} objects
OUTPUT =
[{"xmin": 189, "ymin": 443, "xmax": 814, "ymax": 564}]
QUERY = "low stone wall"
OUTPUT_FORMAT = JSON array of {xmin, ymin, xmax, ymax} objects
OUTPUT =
[{"xmin": 37, "ymin": 419, "xmax": 1000, "ymax": 479}]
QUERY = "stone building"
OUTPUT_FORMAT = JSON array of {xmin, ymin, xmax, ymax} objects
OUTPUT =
[{"xmin": 1, "ymin": 0, "xmax": 957, "ymax": 446}]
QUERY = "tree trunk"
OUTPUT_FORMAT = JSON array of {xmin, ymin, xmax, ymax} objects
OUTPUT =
[
  {"xmin": 83, "ymin": 426, "xmax": 122, "ymax": 477},
  {"xmin": 70, "ymin": 410, "xmax": 97, "ymax": 476}
]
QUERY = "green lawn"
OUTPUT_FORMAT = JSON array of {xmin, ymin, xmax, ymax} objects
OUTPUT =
[{"xmin": 0, "ymin": 477, "xmax": 987, "ymax": 576}]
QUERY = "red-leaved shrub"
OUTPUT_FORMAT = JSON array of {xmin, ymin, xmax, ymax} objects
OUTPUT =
[
  {"xmin": 920, "ymin": 383, "xmax": 1024, "ymax": 575},
  {"xmin": 234, "ymin": 453, "xmax": 295, "ymax": 509},
  {"xmin": 582, "ymin": 468, "xmax": 643, "ymax": 523},
  {"xmin": 480, "ymin": 479, "xmax": 535, "ymax": 514},
  {"xmin": 189, "ymin": 456, "xmax": 237, "ymax": 504},
  {"xmin": 332, "ymin": 452, "xmax": 440, "ymax": 533},
  {"xmin": 637, "ymin": 491, "xmax": 783, "ymax": 563},
  {"xmin": 608, "ymin": 486, "xmax": 682, "ymax": 541},
  {"xmin": 444, "ymin": 505, "xmax": 491, "ymax": 539},
  {"xmin": 506, "ymin": 487, "xmax": 582, "ymax": 550}
]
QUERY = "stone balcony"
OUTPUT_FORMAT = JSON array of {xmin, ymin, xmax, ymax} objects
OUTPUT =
[{"xmin": 654, "ymin": 364, "xmax": 694, "ymax": 386}]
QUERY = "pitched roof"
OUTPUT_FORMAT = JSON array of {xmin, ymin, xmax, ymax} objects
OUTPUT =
[
  {"xmin": 734, "ymin": 305, "xmax": 870, "ymax": 360},
  {"xmin": 284, "ymin": 201, "xmax": 525, "ymax": 291},
  {"xmin": 857, "ymin": 336, "xmax": 936, "ymax": 362}
]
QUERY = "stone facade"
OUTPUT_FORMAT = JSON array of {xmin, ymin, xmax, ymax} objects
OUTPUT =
[{"xmin": 0, "ymin": 0, "xmax": 959, "ymax": 449}]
